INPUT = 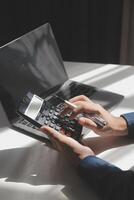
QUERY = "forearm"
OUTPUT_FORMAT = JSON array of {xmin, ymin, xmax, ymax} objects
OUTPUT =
[{"xmin": 78, "ymin": 155, "xmax": 134, "ymax": 200}]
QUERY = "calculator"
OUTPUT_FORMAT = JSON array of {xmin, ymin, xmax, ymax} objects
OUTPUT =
[{"xmin": 17, "ymin": 92, "xmax": 82, "ymax": 141}]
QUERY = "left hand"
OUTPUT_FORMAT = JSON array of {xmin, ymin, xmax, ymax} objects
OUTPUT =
[{"xmin": 40, "ymin": 126, "xmax": 94, "ymax": 165}]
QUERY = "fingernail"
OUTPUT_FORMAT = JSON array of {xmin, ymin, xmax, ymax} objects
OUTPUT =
[
  {"xmin": 39, "ymin": 125, "xmax": 47, "ymax": 130},
  {"xmin": 78, "ymin": 117, "xmax": 84, "ymax": 121},
  {"xmin": 78, "ymin": 117, "xmax": 85, "ymax": 124}
]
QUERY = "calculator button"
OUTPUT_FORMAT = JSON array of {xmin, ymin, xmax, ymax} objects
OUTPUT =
[
  {"xmin": 27, "ymin": 123, "xmax": 34, "ymax": 128},
  {"xmin": 54, "ymin": 112, "xmax": 59, "ymax": 116},
  {"xmin": 70, "ymin": 120, "xmax": 76, "ymax": 125},
  {"xmin": 53, "ymin": 115, "xmax": 58, "ymax": 120},
  {"xmin": 55, "ymin": 108, "xmax": 61, "ymax": 112},
  {"xmin": 47, "ymin": 121, "xmax": 51, "ymax": 126},
  {"xmin": 49, "ymin": 123, "xmax": 55, "ymax": 128},
  {"xmin": 46, "ymin": 116, "xmax": 50, "ymax": 121},
  {"xmin": 51, "ymin": 119, "xmax": 55, "ymax": 123},
  {"xmin": 38, "ymin": 118, "xmax": 45, "ymax": 125},
  {"xmin": 42, "ymin": 116, "xmax": 46, "ymax": 121},
  {"xmin": 51, "ymin": 106, "xmax": 55, "ymax": 110},
  {"xmin": 68, "ymin": 127, "xmax": 75, "ymax": 132},
  {"xmin": 55, "ymin": 126, "xmax": 61, "ymax": 131},
  {"xmin": 56, "ymin": 122, "xmax": 62, "ymax": 127},
  {"xmin": 22, "ymin": 120, "xmax": 29, "ymax": 125},
  {"xmin": 65, "ymin": 118, "xmax": 70, "ymax": 123},
  {"xmin": 33, "ymin": 126, "xmax": 38, "ymax": 129},
  {"xmin": 44, "ymin": 120, "xmax": 48, "ymax": 125},
  {"xmin": 49, "ymin": 114, "xmax": 53, "ymax": 119},
  {"xmin": 44, "ymin": 110, "xmax": 49, "ymax": 116},
  {"xmin": 65, "ymin": 132, "xmax": 72, "ymax": 137}
]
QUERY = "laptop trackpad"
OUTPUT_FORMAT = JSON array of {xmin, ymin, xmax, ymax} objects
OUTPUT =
[{"xmin": 90, "ymin": 89, "xmax": 124, "ymax": 111}]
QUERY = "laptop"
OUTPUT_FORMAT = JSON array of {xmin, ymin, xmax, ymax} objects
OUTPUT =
[{"xmin": 0, "ymin": 23, "xmax": 123, "ymax": 142}]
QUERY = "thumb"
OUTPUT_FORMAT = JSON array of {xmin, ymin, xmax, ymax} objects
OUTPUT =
[{"xmin": 40, "ymin": 126, "xmax": 59, "ymax": 139}]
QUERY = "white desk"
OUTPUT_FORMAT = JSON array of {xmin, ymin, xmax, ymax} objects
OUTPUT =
[{"xmin": 0, "ymin": 62, "xmax": 134, "ymax": 200}]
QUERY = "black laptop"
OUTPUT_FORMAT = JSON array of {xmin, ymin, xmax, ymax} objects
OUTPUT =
[{"xmin": 0, "ymin": 23, "xmax": 123, "ymax": 142}]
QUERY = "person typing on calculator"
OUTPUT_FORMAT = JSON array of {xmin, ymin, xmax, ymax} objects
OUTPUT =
[{"xmin": 40, "ymin": 95, "xmax": 134, "ymax": 200}]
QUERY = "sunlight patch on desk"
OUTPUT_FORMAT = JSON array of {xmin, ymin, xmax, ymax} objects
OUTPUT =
[
  {"xmin": 71, "ymin": 64, "xmax": 134, "ymax": 91},
  {"xmin": 112, "ymin": 94, "xmax": 134, "ymax": 114},
  {"xmin": 99, "ymin": 144, "xmax": 134, "ymax": 170},
  {"xmin": 71, "ymin": 64, "xmax": 118, "ymax": 82},
  {"xmin": 71, "ymin": 64, "xmax": 131, "ymax": 84},
  {"xmin": 30, "ymin": 174, "xmax": 37, "ymax": 177},
  {"xmin": 84, "ymin": 65, "xmax": 133, "ymax": 88},
  {"xmin": 0, "ymin": 181, "xmax": 67, "ymax": 200},
  {"xmin": 103, "ymin": 74, "xmax": 134, "ymax": 95},
  {"xmin": 0, "ymin": 177, "xmax": 8, "ymax": 182},
  {"xmin": 0, "ymin": 128, "xmax": 37, "ymax": 150}
]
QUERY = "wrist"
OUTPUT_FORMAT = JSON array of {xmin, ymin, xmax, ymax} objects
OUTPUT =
[
  {"xmin": 96, "ymin": 105, "xmax": 128, "ymax": 136},
  {"xmin": 78, "ymin": 146, "xmax": 94, "ymax": 160},
  {"xmin": 112, "ymin": 116, "xmax": 128, "ymax": 135}
]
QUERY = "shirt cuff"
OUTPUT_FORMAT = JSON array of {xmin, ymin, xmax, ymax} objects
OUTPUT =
[
  {"xmin": 79, "ymin": 155, "xmax": 121, "ymax": 174},
  {"xmin": 121, "ymin": 112, "xmax": 134, "ymax": 139}
]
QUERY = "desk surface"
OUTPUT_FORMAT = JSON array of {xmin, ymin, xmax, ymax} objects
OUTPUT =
[{"xmin": 0, "ymin": 62, "xmax": 134, "ymax": 200}]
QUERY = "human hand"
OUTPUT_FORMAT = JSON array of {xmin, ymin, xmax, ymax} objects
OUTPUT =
[
  {"xmin": 40, "ymin": 125, "xmax": 94, "ymax": 165},
  {"xmin": 62, "ymin": 95, "xmax": 128, "ymax": 136}
]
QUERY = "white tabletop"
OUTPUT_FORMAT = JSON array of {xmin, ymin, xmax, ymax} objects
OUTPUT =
[
  {"xmin": 65, "ymin": 62, "xmax": 134, "ymax": 170},
  {"xmin": 0, "ymin": 62, "xmax": 134, "ymax": 200}
]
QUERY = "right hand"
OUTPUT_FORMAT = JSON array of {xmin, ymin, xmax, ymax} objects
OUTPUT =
[{"xmin": 63, "ymin": 95, "xmax": 128, "ymax": 137}]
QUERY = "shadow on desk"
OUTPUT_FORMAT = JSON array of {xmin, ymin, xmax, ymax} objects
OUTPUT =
[
  {"xmin": 0, "ymin": 135, "xmax": 134, "ymax": 200},
  {"xmin": 82, "ymin": 134, "xmax": 134, "ymax": 155},
  {"xmin": 0, "ymin": 142, "xmax": 98, "ymax": 200}
]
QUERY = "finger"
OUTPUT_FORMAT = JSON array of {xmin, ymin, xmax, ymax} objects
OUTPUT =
[
  {"xmin": 72, "ymin": 101, "xmax": 98, "ymax": 112},
  {"xmin": 78, "ymin": 117, "xmax": 109, "ymax": 136},
  {"xmin": 60, "ymin": 106, "xmax": 73, "ymax": 116},
  {"xmin": 40, "ymin": 126, "xmax": 67, "ymax": 151},
  {"xmin": 40, "ymin": 126, "xmax": 62, "ymax": 140},
  {"xmin": 40, "ymin": 126, "xmax": 72, "ymax": 145},
  {"xmin": 69, "ymin": 101, "xmax": 96, "ymax": 119},
  {"xmin": 69, "ymin": 95, "xmax": 90, "ymax": 103},
  {"xmin": 50, "ymin": 137, "xmax": 59, "ymax": 150},
  {"xmin": 41, "ymin": 125, "xmax": 82, "ymax": 145},
  {"xmin": 51, "ymin": 137, "xmax": 63, "ymax": 151},
  {"xmin": 61, "ymin": 98, "xmax": 94, "ymax": 117},
  {"xmin": 78, "ymin": 117, "xmax": 97, "ymax": 128},
  {"xmin": 60, "ymin": 101, "xmax": 83, "ymax": 117}
]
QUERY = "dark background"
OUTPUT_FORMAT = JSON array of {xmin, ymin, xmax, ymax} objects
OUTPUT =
[{"xmin": 0, "ymin": 0, "xmax": 123, "ymax": 64}]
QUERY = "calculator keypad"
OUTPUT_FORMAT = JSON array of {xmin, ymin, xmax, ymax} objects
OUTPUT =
[
  {"xmin": 35, "ymin": 101, "xmax": 81, "ymax": 140},
  {"xmin": 18, "ymin": 93, "xmax": 82, "ymax": 141}
]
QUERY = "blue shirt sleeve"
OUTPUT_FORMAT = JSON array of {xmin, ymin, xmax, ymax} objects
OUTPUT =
[
  {"xmin": 121, "ymin": 112, "xmax": 134, "ymax": 138},
  {"xmin": 78, "ymin": 156, "xmax": 134, "ymax": 200},
  {"xmin": 78, "ymin": 112, "xmax": 134, "ymax": 199}
]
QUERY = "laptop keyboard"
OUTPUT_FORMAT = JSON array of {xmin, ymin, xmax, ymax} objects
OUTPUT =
[{"xmin": 56, "ymin": 81, "xmax": 96, "ymax": 99}]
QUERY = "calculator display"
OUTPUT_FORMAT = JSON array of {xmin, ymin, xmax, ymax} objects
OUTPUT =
[{"xmin": 24, "ymin": 95, "xmax": 43, "ymax": 120}]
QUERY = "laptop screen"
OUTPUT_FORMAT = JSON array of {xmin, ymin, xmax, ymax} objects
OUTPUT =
[{"xmin": 0, "ymin": 23, "xmax": 68, "ymax": 118}]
